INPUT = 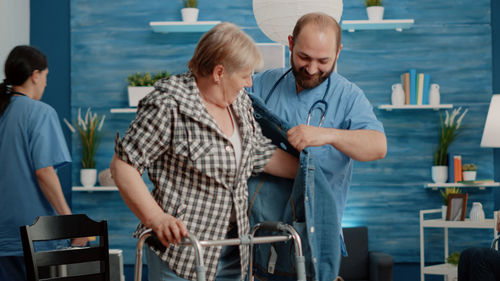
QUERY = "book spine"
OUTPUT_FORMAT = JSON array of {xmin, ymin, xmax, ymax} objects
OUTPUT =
[
  {"xmin": 409, "ymin": 69, "xmax": 417, "ymax": 105},
  {"xmin": 403, "ymin": 73, "xmax": 410, "ymax": 105},
  {"xmin": 454, "ymin": 155, "xmax": 462, "ymax": 182},
  {"xmin": 417, "ymin": 73, "xmax": 424, "ymax": 105},
  {"xmin": 422, "ymin": 73, "xmax": 431, "ymax": 105},
  {"xmin": 448, "ymin": 153, "xmax": 455, "ymax": 183}
]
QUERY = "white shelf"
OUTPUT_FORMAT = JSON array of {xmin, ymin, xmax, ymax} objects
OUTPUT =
[
  {"xmin": 150, "ymin": 21, "xmax": 221, "ymax": 33},
  {"xmin": 422, "ymin": 218, "xmax": 496, "ymax": 229},
  {"xmin": 110, "ymin": 108, "xmax": 137, "ymax": 113},
  {"xmin": 341, "ymin": 19, "xmax": 414, "ymax": 32},
  {"xmin": 72, "ymin": 186, "xmax": 119, "ymax": 192},
  {"xmin": 422, "ymin": 263, "xmax": 457, "ymax": 277},
  {"xmin": 378, "ymin": 104, "xmax": 453, "ymax": 111},
  {"xmin": 425, "ymin": 182, "xmax": 500, "ymax": 190}
]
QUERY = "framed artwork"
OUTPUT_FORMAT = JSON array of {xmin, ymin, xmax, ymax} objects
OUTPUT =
[{"xmin": 446, "ymin": 193, "xmax": 468, "ymax": 221}]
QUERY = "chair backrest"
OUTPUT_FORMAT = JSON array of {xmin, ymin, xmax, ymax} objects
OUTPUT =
[
  {"xmin": 20, "ymin": 214, "xmax": 110, "ymax": 281},
  {"xmin": 339, "ymin": 226, "xmax": 369, "ymax": 280}
]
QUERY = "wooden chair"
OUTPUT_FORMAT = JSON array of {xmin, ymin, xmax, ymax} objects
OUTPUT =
[{"xmin": 20, "ymin": 214, "xmax": 110, "ymax": 281}]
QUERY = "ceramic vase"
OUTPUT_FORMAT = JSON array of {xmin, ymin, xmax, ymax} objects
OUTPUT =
[
  {"xmin": 441, "ymin": 205, "xmax": 447, "ymax": 219},
  {"xmin": 429, "ymin": 84, "xmax": 440, "ymax": 105},
  {"xmin": 80, "ymin": 169, "xmax": 97, "ymax": 187},
  {"xmin": 432, "ymin": 166, "xmax": 448, "ymax": 183},
  {"xmin": 391, "ymin": 83, "xmax": 405, "ymax": 106},
  {"xmin": 469, "ymin": 202, "xmax": 485, "ymax": 221},
  {"xmin": 181, "ymin": 8, "xmax": 199, "ymax": 22}
]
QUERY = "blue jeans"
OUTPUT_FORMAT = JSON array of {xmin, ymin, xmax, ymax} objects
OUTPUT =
[
  {"xmin": 146, "ymin": 226, "xmax": 241, "ymax": 281},
  {"xmin": 0, "ymin": 256, "xmax": 26, "ymax": 281},
  {"xmin": 458, "ymin": 247, "xmax": 500, "ymax": 281}
]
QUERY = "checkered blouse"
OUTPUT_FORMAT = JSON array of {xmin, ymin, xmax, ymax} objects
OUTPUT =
[{"xmin": 115, "ymin": 72, "xmax": 276, "ymax": 281}]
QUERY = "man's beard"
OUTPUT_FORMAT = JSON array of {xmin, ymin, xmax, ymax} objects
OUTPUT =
[{"xmin": 291, "ymin": 55, "xmax": 335, "ymax": 90}]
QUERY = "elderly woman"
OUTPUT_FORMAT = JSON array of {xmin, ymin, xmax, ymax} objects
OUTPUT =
[{"xmin": 110, "ymin": 23, "xmax": 298, "ymax": 281}]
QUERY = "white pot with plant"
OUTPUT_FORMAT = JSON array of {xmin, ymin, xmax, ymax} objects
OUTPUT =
[
  {"xmin": 440, "ymin": 187, "xmax": 461, "ymax": 219},
  {"xmin": 181, "ymin": 0, "xmax": 198, "ymax": 22},
  {"xmin": 462, "ymin": 163, "xmax": 477, "ymax": 181},
  {"xmin": 432, "ymin": 107, "xmax": 468, "ymax": 183},
  {"xmin": 365, "ymin": 0, "xmax": 384, "ymax": 21},
  {"xmin": 127, "ymin": 71, "xmax": 170, "ymax": 107},
  {"xmin": 64, "ymin": 108, "xmax": 105, "ymax": 187}
]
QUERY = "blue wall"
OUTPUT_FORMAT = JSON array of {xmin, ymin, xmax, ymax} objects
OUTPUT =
[{"xmin": 31, "ymin": 0, "xmax": 499, "ymax": 270}]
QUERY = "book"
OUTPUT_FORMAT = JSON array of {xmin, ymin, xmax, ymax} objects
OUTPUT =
[
  {"xmin": 417, "ymin": 73, "xmax": 424, "ymax": 105},
  {"xmin": 422, "ymin": 73, "xmax": 431, "ymax": 105},
  {"xmin": 448, "ymin": 153, "xmax": 455, "ymax": 183},
  {"xmin": 401, "ymin": 72, "xmax": 410, "ymax": 105},
  {"xmin": 454, "ymin": 155, "xmax": 462, "ymax": 183},
  {"xmin": 409, "ymin": 69, "xmax": 417, "ymax": 105}
]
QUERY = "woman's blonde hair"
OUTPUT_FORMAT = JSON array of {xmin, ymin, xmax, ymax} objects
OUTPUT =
[{"xmin": 188, "ymin": 22, "xmax": 262, "ymax": 77}]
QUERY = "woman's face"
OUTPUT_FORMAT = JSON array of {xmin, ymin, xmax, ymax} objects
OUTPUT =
[{"xmin": 221, "ymin": 67, "xmax": 253, "ymax": 104}]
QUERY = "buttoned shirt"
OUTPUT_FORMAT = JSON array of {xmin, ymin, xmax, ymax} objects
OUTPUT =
[{"xmin": 115, "ymin": 72, "xmax": 276, "ymax": 281}]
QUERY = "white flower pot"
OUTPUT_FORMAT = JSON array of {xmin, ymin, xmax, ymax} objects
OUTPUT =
[
  {"xmin": 80, "ymin": 169, "xmax": 97, "ymax": 187},
  {"xmin": 462, "ymin": 171, "xmax": 477, "ymax": 181},
  {"xmin": 181, "ymin": 8, "xmax": 199, "ymax": 22},
  {"xmin": 127, "ymin": 86, "xmax": 154, "ymax": 107},
  {"xmin": 366, "ymin": 6, "xmax": 384, "ymax": 21},
  {"xmin": 441, "ymin": 205, "xmax": 447, "ymax": 220},
  {"xmin": 431, "ymin": 166, "xmax": 448, "ymax": 183}
]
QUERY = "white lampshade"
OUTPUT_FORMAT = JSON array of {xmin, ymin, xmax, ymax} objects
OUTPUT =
[
  {"xmin": 480, "ymin": 94, "xmax": 500, "ymax": 147},
  {"xmin": 253, "ymin": 0, "xmax": 343, "ymax": 46}
]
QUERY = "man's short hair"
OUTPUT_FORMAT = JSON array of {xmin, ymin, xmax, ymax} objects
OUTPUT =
[{"xmin": 291, "ymin": 12, "xmax": 342, "ymax": 50}]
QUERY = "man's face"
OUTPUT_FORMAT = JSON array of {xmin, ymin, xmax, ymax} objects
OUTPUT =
[{"xmin": 289, "ymin": 24, "xmax": 340, "ymax": 91}]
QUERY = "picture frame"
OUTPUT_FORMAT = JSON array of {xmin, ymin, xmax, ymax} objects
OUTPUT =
[{"xmin": 446, "ymin": 193, "xmax": 468, "ymax": 221}]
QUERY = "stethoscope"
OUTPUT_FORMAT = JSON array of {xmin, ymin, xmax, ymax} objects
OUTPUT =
[{"xmin": 264, "ymin": 68, "xmax": 330, "ymax": 127}]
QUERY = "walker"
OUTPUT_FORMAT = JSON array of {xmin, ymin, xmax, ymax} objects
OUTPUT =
[{"xmin": 134, "ymin": 221, "xmax": 306, "ymax": 281}]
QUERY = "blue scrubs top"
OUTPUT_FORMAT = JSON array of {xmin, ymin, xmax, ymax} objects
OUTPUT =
[
  {"xmin": 0, "ymin": 96, "xmax": 71, "ymax": 256},
  {"xmin": 250, "ymin": 68, "xmax": 385, "ymax": 242}
]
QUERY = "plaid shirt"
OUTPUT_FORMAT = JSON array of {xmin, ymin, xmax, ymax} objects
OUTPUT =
[{"xmin": 115, "ymin": 72, "xmax": 276, "ymax": 281}]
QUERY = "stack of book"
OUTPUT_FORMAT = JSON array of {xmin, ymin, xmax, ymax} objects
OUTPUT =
[
  {"xmin": 400, "ymin": 69, "xmax": 431, "ymax": 105},
  {"xmin": 448, "ymin": 154, "xmax": 463, "ymax": 183}
]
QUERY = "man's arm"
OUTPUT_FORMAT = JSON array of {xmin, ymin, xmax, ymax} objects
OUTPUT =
[
  {"xmin": 36, "ymin": 166, "xmax": 88, "ymax": 246},
  {"xmin": 263, "ymin": 148, "xmax": 299, "ymax": 179},
  {"xmin": 110, "ymin": 155, "xmax": 188, "ymax": 246},
  {"xmin": 287, "ymin": 125, "xmax": 387, "ymax": 161}
]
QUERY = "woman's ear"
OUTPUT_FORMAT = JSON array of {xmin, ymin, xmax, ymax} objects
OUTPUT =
[
  {"xmin": 212, "ymin": 64, "xmax": 224, "ymax": 83},
  {"xmin": 30, "ymin": 70, "xmax": 42, "ymax": 84}
]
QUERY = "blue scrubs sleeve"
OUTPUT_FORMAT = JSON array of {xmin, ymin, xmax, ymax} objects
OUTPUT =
[
  {"xmin": 345, "ymin": 92, "xmax": 385, "ymax": 133},
  {"xmin": 30, "ymin": 107, "xmax": 71, "ymax": 170}
]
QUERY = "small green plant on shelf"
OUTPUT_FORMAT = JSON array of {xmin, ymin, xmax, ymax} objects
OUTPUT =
[
  {"xmin": 433, "ymin": 107, "xmax": 468, "ymax": 166},
  {"xmin": 127, "ymin": 71, "xmax": 171, "ymax": 87},
  {"xmin": 462, "ymin": 163, "xmax": 477, "ymax": 171},
  {"xmin": 364, "ymin": 0, "xmax": 382, "ymax": 7},
  {"xmin": 446, "ymin": 251, "xmax": 460, "ymax": 266},
  {"xmin": 440, "ymin": 187, "xmax": 462, "ymax": 206},
  {"xmin": 183, "ymin": 0, "xmax": 197, "ymax": 8}
]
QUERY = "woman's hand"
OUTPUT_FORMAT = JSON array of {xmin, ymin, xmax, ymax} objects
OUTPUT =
[
  {"xmin": 150, "ymin": 213, "xmax": 189, "ymax": 247},
  {"xmin": 70, "ymin": 237, "xmax": 89, "ymax": 247}
]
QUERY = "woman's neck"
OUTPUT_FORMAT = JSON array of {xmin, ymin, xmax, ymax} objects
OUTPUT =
[
  {"xmin": 11, "ymin": 85, "xmax": 35, "ymax": 99},
  {"xmin": 195, "ymin": 75, "xmax": 228, "ymax": 109}
]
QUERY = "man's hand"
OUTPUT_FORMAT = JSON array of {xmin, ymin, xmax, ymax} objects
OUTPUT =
[
  {"xmin": 287, "ymin": 125, "xmax": 332, "ymax": 152},
  {"xmin": 149, "ymin": 213, "xmax": 188, "ymax": 247},
  {"xmin": 71, "ymin": 237, "xmax": 89, "ymax": 247}
]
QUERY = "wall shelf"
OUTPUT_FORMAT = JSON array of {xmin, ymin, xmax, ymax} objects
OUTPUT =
[
  {"xmin": 72, "ymin": 186, "xmax": 119, "ymax": 192},
  {"xmin": 110, "ymin": 108, "xmax": 137, "ymax": 113},
  {"xmin": 425, "ymin": 182, "xmax": 500, "ymax": 191},
  {"xmin": 150, "ymin": 21, "xmax": 221, "ymax": 33},
  {"xmin": 378, "ymin": 104, "xmax": 453, "ymax": 111},
  {"xmin": 341, "ymin": 19, "xmax": 414, "ymax": 32}
]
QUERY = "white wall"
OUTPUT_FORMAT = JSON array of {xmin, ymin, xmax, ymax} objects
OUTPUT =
[{"xmin": 0, "ymin": 0, "xmax": 30, "ymax": 80}]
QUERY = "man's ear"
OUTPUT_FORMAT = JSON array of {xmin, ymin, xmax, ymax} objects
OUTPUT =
[
  {"xmin": 212, "ymin": 64, "xmax": 225, "ymax": 83},
  {"xmin": 288, "ymin": 35, "xmax": 294, "ymax": 53},
  {"xmin": 336, "ymin": 44, "xmax": 343, "ymax": 61}
]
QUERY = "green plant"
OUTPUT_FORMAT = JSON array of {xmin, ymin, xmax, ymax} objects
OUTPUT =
[
  {"xmin": 63, "ymin": 108, "xmax": 105, "ymax": 169},
  {"xmin": 462, "ymin": 163, "xmax": 477, "ymax": 171},
  {"xmin": 440, "ymin": 187, "xmax": 462, "ymax": 205},
  {"xmin": 433, "ymin": 107, "xmax": 468, "ymax": 165},
  {"xmin": 364, "ymin": 0, "xmax": 382, "ymax": 7},
  {"xmin": 127, "ymin": 71, "xmax": 171, "ymax": 87},
  {"xmin": 446, "ymin": 251, "xmax": 460, "ymax": 266},
  {"xmin": 183, "ymin": 0, "xmax": 197, "ymax": 8}
]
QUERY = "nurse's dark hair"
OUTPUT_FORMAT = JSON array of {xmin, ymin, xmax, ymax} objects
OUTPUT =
[
  {"xmin": 0, "ymin": 45, "xmax": 48, "ymax": 116},
  {"xmin": 291, "ymin": 12, "xmax": 342, "ymax": 51}
]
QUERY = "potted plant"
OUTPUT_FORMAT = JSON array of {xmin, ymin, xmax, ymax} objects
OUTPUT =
[
  {"xmin": 126, "ymin": 71, "xmax": 171, "ymax": 107},
  {"xmin": 462, "ymin": 163, "xmax": 477, "ymax": 181},
  {"xmin": 181, "ymin": 0, "xmax": 198, "ymax": 22},
  {"xmin": 440, "ymin": 187, "xmax": 461, "ymax": 219},
  {"xmin": 432, "ymin": 107, "xmax": 468, "ymax": 183},
  {"xmin": 63, "ymin": 108, "xmax": 105, "ymax": 187},
  {"xmin": 364, "ymin": 0, "xmax": 384, "ymax": 21}
]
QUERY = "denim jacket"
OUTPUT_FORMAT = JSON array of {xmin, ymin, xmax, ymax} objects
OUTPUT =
[{"xmin": 247, "ymin": 93, "xmax": 342, "ymax": 281}]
